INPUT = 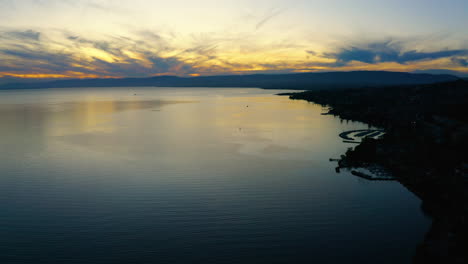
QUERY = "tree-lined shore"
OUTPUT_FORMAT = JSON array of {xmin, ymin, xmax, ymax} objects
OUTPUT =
[{"xmin": 286, "ymin": 79, "xmax": 468, "ymax": 263}]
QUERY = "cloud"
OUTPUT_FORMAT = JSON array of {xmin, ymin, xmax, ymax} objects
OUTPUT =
[
  {"xmin": 1, "ymin": 28, "xmax": 468, "ymax": 78},
  {"xmin": 325, "ymin": 40, "xmax": 468, "ymax": 66},
  {"xmin": 0, "ymin": 29, "xmax": 204, "ymax": 77},
  {"xmin": 1, "ymin": 30, "xmax": 41, "ymax": 41},
  {"xmin": 399, "ymin": 50, "xmax": 468, "ymax": 62},
  {"xmin": 184, "ymin": 44, "xmax": 218, "ymax": 59},
  {"xmin": 255, "ymin": 8, "xmax": 285, "ymax": 30},
  {"xmin": 451, "ymin": 57, "xmax": 468, "ymax": 67}
]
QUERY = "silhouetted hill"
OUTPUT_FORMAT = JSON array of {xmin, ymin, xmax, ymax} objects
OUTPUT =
[
  {"xmin": 0, "ymin": 76, "xmax": 57, "ymax": 85},
  {"xmin": 412, "ymin": 69, "xmax": 468, "ymax": 78},
  {"xmin": 0, "ymin": 71, "xmax": 459, "ymax": 90}
]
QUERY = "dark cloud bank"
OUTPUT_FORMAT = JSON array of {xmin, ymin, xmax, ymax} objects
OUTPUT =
[{"xmin": 323, "ymin": 40, "xmax": 468, "ymax": 66}]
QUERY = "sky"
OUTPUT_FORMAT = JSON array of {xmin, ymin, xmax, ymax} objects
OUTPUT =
[{"xmin": 0, "ymin": 0, "xmax": 467, "ymax": 79}]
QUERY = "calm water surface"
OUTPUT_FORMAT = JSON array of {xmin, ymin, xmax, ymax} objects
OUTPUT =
[{"xmin": 0, "ymin": 87, "xmax": 430, "ymax": 263}]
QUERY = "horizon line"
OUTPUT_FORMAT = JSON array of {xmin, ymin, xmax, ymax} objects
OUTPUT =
[{"xmin": 1, "ymin": 69, "xmax": 466, "ymax": 82}]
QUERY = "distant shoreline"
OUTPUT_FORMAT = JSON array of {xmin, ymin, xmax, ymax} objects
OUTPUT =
[{"xmin": 0, "ymin": 71, "xmax": 459, "ymax": 90}]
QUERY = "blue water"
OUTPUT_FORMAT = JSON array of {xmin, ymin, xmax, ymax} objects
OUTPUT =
[{"xmin": 0, "ymin": 87, "xmax": 430, "ymax": 263}]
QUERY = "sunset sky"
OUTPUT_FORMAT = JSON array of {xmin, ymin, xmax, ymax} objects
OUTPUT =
[{"xmin": 1, "ymin": 0, "xmax": 467, "ymax": 79}]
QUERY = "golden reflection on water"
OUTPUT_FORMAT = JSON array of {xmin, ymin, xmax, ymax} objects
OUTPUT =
[
  {"xmin": 0, "ymin": 88, "xmax": 366, "ymax": 162},
  {"xmin": 62, "ymin": 99, "xmax": 185, "ymax": 134},
  {"xmin": 0, "ymin": 89, "xmax": 430, "ymax": 264},
  {"xmin": 0, "ymin": 99, "xmax": 188, "ymax": 136}
]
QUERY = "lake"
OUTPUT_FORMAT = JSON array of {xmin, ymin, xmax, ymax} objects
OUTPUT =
[{"xmin": 0, "ymin": 87, "xmax": 430, "ymax": 263}]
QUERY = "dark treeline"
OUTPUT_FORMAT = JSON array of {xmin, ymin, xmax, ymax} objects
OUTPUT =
[{"xmin": 288, "ymin": 79, "xmax": 468, "ymax": 264}]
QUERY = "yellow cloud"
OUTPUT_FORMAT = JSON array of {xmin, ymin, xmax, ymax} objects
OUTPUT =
[{"xmin": 80, "ymin": 47, "xmax": 118, "ymax": 63}]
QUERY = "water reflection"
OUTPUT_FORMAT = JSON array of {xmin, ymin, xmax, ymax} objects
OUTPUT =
[
  {"xmin": 0, "ymin": 99, "xmax": 188, "ymax": 157},
  {"xmin": 0, "ymin": 99, "xmax": 187, "ymax": 133},
  {"xmin": 0, "ymin": 88, "xmax": 430, "ymax": 264}
]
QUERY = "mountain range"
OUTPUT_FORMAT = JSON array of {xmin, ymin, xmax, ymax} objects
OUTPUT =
[{"xmin": 0, "ymin": 71, "xmax": 460, "ymax": 90}]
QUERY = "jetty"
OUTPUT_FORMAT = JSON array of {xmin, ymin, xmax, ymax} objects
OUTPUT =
[{"xmin": 351, "ymin": 170, "xmax": 395, "ymax": 181}]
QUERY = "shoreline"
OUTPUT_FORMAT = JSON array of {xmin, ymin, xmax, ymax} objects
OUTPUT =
[{"xmin": 286, "ymin": 80, "xmax": 468, "ymax": 263}]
